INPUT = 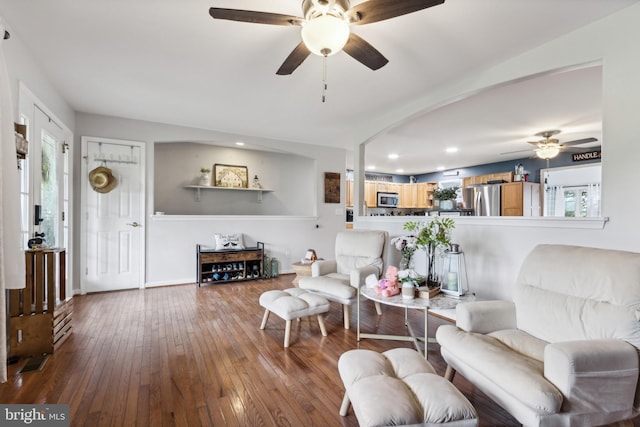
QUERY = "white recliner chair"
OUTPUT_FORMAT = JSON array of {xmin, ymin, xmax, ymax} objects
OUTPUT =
[
  {"xmin": 437, "ymin": 244, "xmax": 640, "ymax": 427},
  {"xmin": 298, "ymin": 229, "xmax": 388, "ymax": 329}
]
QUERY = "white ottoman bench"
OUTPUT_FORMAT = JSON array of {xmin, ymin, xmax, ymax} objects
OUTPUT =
[
  {"xmin": 259, "ymin": 288, "xmax": 330, "ymax": 348},
  {"xmin": 339, "ymin": 348, "xmax": 478, "ymax": 427}
]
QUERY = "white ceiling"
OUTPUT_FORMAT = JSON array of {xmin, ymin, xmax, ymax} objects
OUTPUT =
[
  {"xmin": 0, "ymin": 0, "xmax": 635, "ymax": 175},
  {"xmin": 365, "ymin": 65, "xmax": 604, "ymax": 175}
]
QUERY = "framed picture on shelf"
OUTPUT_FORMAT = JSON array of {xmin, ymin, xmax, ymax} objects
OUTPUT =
[{"xmin": 214, "ymin": 164, "xmax": 248, "ymax": 188}]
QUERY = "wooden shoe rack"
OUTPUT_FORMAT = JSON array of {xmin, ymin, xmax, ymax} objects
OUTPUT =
[{"xmin": 196, "ymin": 242, "xmax": 264, "ymax": 286}]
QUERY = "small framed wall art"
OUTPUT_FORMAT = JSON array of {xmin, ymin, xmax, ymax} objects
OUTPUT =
[
  {"xmin": 214, "ymin": 164, "xmax": 248, "ymax": 188},
  {"xmin": 324, "ymin": 172, "xmax": 340, "ymax": 203}
]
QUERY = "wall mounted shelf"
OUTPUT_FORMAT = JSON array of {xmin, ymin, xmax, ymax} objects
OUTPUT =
[{"xmin": 184, "ymin": 185, "xmax": 274, "ymax": 202}]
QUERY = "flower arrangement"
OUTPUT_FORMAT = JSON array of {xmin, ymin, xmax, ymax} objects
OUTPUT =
[
  {"xmin": 200, "ymin": 167, "xmax": 211, "ymax": 173},
  {"xmin": 390, "ymin": 235, "xmax": 418, "ymax": 269},
  {"xmin": 397, "ymin": 268, "xmax": 421, "ymax": 287},
  {"xmin": 403, "ymin": 218, "xmax": 455, "ymax": 286}
]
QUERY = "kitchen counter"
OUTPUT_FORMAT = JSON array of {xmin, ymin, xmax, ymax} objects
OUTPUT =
[{"xmin": 427, "ymin": 209, "xmax": 474, "ymax": 216}]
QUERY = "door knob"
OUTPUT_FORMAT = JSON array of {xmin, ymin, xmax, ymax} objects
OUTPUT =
[{"xmin": 127, "ymin": 222, "xmax": 140, "ymax": 227}]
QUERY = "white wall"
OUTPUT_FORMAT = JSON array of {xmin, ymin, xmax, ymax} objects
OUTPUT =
[
  {"xmin": 154, "ymin": 142, "xmax": 315, "ymax": 216},
  {"xmin": 2, "ymin": 28, "xmax": 74, "ymax": 129},
  {"xmin": 544, "ymin": 164, "xmax": 601, "ymax": 187},
  {"xmin": 354, "ymin": 5, "xmax": 640, "ymax": 302},
  {"xmin": 74, "ymin": 113, "xmax": 348, "ymax": 289},
  {"xmin": 147, "ymin": 216, "xmax": 330, "ymax": 286},
  {"xmin": 5, "ymin": 5, "xmax": 640, "ymax": 296}
]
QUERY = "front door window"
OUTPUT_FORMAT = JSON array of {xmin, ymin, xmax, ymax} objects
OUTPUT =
[{"xmin": 40, "ymin": 132, "xmax": 59, "ymax": 247}]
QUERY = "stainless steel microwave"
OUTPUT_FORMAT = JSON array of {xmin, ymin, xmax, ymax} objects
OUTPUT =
[{"xmin": 377, "ymin": 192, "xmax": 399, "ymax": 207}]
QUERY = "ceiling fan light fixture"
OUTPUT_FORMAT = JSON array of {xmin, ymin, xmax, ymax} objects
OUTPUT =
[
  {"xmin": 301, "ymin": 14, "xmax": 350, "ymax": 56},
  {"xmin": 536, "ymin": 145, "xmax": 560, "ymax": 159}
]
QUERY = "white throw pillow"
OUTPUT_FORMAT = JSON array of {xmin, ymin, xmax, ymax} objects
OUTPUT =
[{"xmin": 214, "ymin": 233, "xmax": 245, "ymax": 250}]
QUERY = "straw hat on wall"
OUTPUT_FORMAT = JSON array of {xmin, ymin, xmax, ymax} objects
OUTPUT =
[{"xmin": 89, "ymin": 166, "xmax": 117, "ymax": 193}]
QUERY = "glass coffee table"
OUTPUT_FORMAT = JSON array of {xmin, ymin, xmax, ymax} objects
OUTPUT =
[{"xmin": 357, "ymin": 286, "xmax": 475, "ymax": 359}]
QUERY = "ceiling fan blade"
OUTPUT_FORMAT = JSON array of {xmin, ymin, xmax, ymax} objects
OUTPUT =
[
  {"xmin": 560, "ymin": 137, "xmax": 598, "ymax": 147},
  {"xmin": 500, "ymin": 149, "xmax": 534, "ymax": 155},
  {"xmin": 209, "ymin": 8, "xmax": 303, "ymax": 26},
  {"xmin": 562, "ymin": 146, "xmax": 599, "ymax": 152},
  {"xmin": 348, "ymin": 0, "xmax": 445, "ymax": 25},
  {"xmin": 343, "ymin": 33, "xmax": 389, "ymax": 70},
  {"xmin": 276, "ymin": 42, "xmax": 311, "ymax": 75}
]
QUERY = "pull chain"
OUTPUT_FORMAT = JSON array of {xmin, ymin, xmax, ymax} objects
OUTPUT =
[{"xmin": 321, "ymin": 49, "xmax": 330, "ymax": 103}]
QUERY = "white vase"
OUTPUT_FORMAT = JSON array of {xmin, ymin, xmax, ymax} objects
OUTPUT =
[
  {"xmin": 402, "ymin": 283, "xmax": 415, "ymax": 300},
  {"xmin": 199, "ymin": 173, "xmax": 211, "ymax": 186}
]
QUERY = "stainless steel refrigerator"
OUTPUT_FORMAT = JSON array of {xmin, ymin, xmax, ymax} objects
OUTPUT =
[{"xmin": 463, "ymin": 184, "xmax": 502, "ymax": 216}]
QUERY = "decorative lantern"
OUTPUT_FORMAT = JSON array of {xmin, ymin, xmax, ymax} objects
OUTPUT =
[
  {"xmin": 271, "ymin": 257, "xmax": 279, "ymax": 278},
  {"xmin": 263, "ymin": 257, "xmax": 272, "ymax": 279},
  {"xmin": 440, "ymin": 244, "xmax": 468, "ymax": 298}
]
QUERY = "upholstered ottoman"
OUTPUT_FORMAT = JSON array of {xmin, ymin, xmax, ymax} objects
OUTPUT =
[
  {"xmin": 339, "ymin": 348, "xmax": 478, "ymax": 427},
  {"xmin": 259, "ymin": 288, "xmax": 330, "ymax": 348}
]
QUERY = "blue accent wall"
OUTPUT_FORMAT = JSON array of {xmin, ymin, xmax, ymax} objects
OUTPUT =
[
  {"xmin": 349, "ymin": 147, "xmax": 601, "ymax": 184},
  {"xmin": 415, "ymin": 147, "xmax": 601, "ymax": 184}
]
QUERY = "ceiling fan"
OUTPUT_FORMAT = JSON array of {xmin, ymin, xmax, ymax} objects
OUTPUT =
[
  {"xmin": 501, "ymin": 130, "xmax": 598, "ymax": 160},
  {"xmin": 208, "ymin": 0, "xmax": 445, "ymax": 75}
]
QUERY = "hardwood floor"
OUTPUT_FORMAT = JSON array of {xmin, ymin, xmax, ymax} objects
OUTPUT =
[{"xmin": 1, "ymin": 275, "xmax": 637, "ymax": 426}]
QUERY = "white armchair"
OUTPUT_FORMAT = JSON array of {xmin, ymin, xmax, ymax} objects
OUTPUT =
[
  {"xmin": 436, "ymin": 244, "xmax": 640, "ymax": 427},
  {"xmin": 298, "ymin": 229, "xmax": 388, "ymax": 329}
]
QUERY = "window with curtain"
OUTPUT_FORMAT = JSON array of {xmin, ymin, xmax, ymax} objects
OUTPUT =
[
  {"xmin": 542, "ymin": 164, "xmax": 601, "ymax": 218},
  {"xmin": 544, "ymin": 183, "xmax": 601, "ymax": 217}
]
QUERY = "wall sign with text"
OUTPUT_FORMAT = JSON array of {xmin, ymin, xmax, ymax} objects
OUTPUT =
[{"xmin": 572, "ymin": 150, "xmax": 601, "ymax": 162}]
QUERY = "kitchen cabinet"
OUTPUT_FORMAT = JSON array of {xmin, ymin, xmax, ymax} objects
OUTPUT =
[
  {"xmin": 400, "ymin": 183, "xmax": 418, "ymax": 208},
  {"xmin": 462, "ymin": 175, "xmax": 485, "ymax": 187},
  {"xmin": 375, "ymin": 182, "xmax": 388, "ymax": 193},
  {"xmin": 463, "ymin": 172, "xmax": 514, "ymax": 188},
  {"xmin": 347, "ymin": 180, "xmax": 378, "ymax": 207},
  {"xmin": 417, "ymin": 182, "xmax": 437, "ymax": 208},
  {"xmin": 351, "ymin": 180, "xmax": 437, "ymax": 209},
  {"xmin": 501, "ymin": 182, "xmax": 541, "ymax": 216},
  {"xmin": 346, "ymin": 180, "xmax": 354, "ymax": 207},
  {"xmin": 365, "ymin": 181, "xmax": 378, "ymax": 207},
  {"xmin": 490, "ymin": 171, "xmax": 514, "ymax": 183},
  {"xmin": 386, "ymin": 183, "xmax": 402, "ymax": 195}
]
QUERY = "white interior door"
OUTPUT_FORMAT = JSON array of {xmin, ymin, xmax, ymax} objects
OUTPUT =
[{"xmin": 81, "ymin": 137, "xmax": 145, "ymax": 293}]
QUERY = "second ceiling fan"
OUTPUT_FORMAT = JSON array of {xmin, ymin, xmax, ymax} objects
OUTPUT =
[
  {"xmin": 502, "ymin": 130, "xmax": 598, "ymax": 160},
  {"xmin": 209, "ymin": 0, "xmax": 445, "ymax": 75}
]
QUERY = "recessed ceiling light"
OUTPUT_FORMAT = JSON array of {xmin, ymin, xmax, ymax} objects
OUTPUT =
[
  {"xmin": 367, "ymin": 165, "xmax": 376, "ymax": 170},
  {"xmin": 235, "ymin": 142, "xmax": 245, "ymax": 146},
  {"xmin": 396, "ymin": 168, "xmax": 404, "ymax": 173},
  {"xmin": 437, "ymin": 166, "xmax": 446, "ymax": 171},
  {"xmin": 446, "ymin": 147, "xmax": 458, "ymax": 153},
  {"xmin": 388, "ymin": 153, "xmax": 399, "ymax": 160}
]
